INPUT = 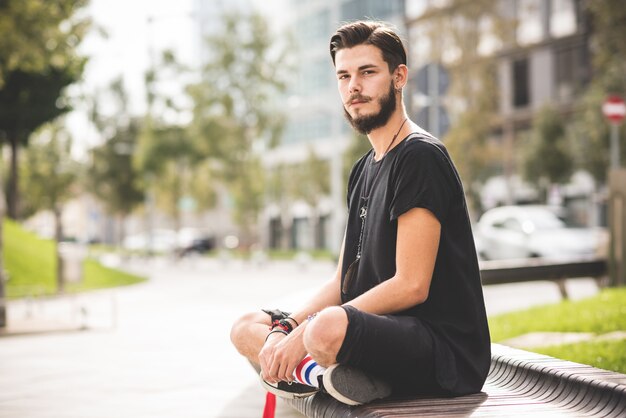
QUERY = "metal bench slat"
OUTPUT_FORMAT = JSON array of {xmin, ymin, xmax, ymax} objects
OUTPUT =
[{"xmin": 286, "ymin": 344, "xmax": 626, "ymax": 417}]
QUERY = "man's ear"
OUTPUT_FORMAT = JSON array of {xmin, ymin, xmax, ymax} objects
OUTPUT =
[{"xmin": 393, "ymin": 65, "xmax": 409, "ymax": 90}]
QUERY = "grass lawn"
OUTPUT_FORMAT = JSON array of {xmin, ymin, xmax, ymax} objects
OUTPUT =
[
  {"xmin": 66, "ymin": 259, "xmax": 146, "ymax": 293},
  {"xmin": 3, "ymin": 219, "xmax": 56, "ymax": 297},
  {"xmin": 488, "ymin": 287, "xmax": 626, "ymax": 373},
  {"xmin": 3, "ymin": 219, "xmax": 145, "ymax": 298},
  {"xmin": 537, "ymin": 339, "xmax": 626, "ymax": 374}
]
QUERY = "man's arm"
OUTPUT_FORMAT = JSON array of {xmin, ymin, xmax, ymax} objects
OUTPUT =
[
  {"xmin": 259, "ymin": 233, "xmax": 345, "ymax": 383},
  {"xmin": 345, "ymin": 207, "xmax": 440, "ymax": 314}
]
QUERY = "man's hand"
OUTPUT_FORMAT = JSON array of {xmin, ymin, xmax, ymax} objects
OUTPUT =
[{"xmin": 258, "ymin": 326, "xmax": 307, "ymax": 384}]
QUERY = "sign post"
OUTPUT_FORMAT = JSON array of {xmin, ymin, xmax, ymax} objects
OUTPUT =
[
  {"xmin": 414, "ymin": 62, "xmax": 450, "ymax": 138},
  {"xmin": 602, "ymin": 95, "xmax": 625, "ymax": 168},
  {"xmin": 604, "ymin": 95, "xmax": 626, "ymax": 287}
]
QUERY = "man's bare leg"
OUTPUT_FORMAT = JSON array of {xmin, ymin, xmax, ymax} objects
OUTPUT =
[
  {"xmin": 231, "ymin": 307, "xmax": 350, "ymax": 376},
  {"xmin": 303, "ymin": 306, "xmax": 348, "ymax": 366},
  {"xmin": 232, "ymin": 310, "xmax": 321, "ymax": 399},
  {"xmin": 231, "ymin": 307, "xmax": 389, "ymax": 405},
  {"xmin": 230, "ymin": 311, "xmax": 272, "ymax": 366},
  {"xmin": 307, "ymin": 306, "xmax": 392, "ymax": 406}
]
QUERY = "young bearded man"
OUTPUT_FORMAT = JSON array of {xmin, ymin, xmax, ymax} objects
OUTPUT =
[{"xmin": 230, "ymin": 20, "xmax": 491, "ymax": 406}]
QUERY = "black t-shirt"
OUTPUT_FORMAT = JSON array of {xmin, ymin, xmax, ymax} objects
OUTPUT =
[{"xmin": 342, "ymin": 132, "xmax": 491, "ymax": 395}]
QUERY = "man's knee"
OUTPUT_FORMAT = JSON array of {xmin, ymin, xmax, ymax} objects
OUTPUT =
[
  {"xmin": 303, "ymin": 306, "xmax": 348, "ymax": 366},
  {"xmin": 230, "ymin": 311, "xmax": 267, "ymax": 351}
]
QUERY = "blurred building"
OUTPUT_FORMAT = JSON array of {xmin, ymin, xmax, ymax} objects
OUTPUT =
[
  {"xmin": 492, "ymin": 0, "xmax": 590, "ymax": 185},
  {"xmin": 261, "ymin": 0, "xmax": 406, "ymax": 253},
  {"xmin": 263, "ymin": 0, "xmax": 592, "ymax": 252},
  {"xmin": 193, "ymin": 0, "xmax": 252, "ymax": 66},
  {"xmin": 190, "ymin": 0, "xmax": 597, "ymax": 254},
  {"xmin": 406, "ymin": 0, "xmax": 590, "ymax": 160},
  {"xmin": 405, "ymin": 0, "xmax": 597, "ymax": 224}
]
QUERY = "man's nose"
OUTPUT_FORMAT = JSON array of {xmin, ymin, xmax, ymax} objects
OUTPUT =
[{"xmin": 348, "ymin": 76, "xmax": 361, "ymax": 94}]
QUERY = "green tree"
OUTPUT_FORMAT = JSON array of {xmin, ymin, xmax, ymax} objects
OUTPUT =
[
  {"xmin": 138, "ymin": 125, "xmax": 199, "ymax": 231},
  {"xmin": 343, "ymin": 132, "xmax": 372, "ymax": 187},
  {"xmin": 576, "ymin": 0, "xmax": 626, "ymax": 183},
  {"xmin": 416, "ymin": 0, "xmax": 512, "ymax": 211},
  {"xmin": 265, "ymin": 163, "xmax": 294, "ymax": 249},
  {"xmin": 0, "ymin": 0, "xmax": 90, "ymax": 88},
  {"xmin": 522, "ymin": 105, "xmax": 573, "ymax": 201},
  {"xmin": 586, "ymin": 0, "xmax": 626, "ymax": 93},
  {"xmin": 293, "ymin": 148, "xmax": 331, "ymax": 248},
  {"xmin": 0, "ymin": 169, "xmax": 6, "ymax": 326},
  {"xmin": 134, "ymin": 51, "xmax": 209, "ymax": 232},
  {"xmin": 0, "ymin": 0, "xmax": 89, "ymax": 219},
  {"xmin": 21, "ymin": 123, "xmax": 79, "ymax": 292},
  {"xmin": 87, "ymin": 79, "xmax": 144, "ymax": 244},
  {"xmin": 187, "ymin": 11, "xmax": 288, "ymax": 242},
  {"xmin": 264, "ymin": 150, "xmax": 332, "ymax": 250},
  {"xmin": 0, "ymin": 65, "xmax": 84, "ymax": 219},
  {"xmin": 230, "ymin": 157, "xmax": 266, "ymax": 243}
]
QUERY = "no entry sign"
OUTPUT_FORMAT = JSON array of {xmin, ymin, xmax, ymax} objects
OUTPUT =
[{"xmin": 603, "ymin": 95, "xmax": 626, "ymax": 125}]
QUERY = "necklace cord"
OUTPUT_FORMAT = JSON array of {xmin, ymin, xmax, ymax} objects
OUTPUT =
[
  {"xmin": 361, "ymin": 118, "xmax": 408, "ymax": 199},
  {"xmin": 354, "ymin": 118, "xmax": 408, "ymax": 259},
  {"xmin": 377, "ymin": 117, "xmax": 408, "ymax": 161}
]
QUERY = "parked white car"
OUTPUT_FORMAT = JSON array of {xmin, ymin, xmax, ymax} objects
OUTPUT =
[{"xmin": 475, "ymin": 205, "xmax": 604, "ymax": 261}]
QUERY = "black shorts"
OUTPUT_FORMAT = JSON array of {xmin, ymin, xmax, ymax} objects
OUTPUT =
[{"xmin": 337, "ymin": 305, "xmax": 440, "ymax": 395}]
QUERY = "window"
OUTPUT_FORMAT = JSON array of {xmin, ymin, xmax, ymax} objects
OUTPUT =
[
  {"xmin": 292, "ymin": 218, "xmax": 311, "ymax": 249},
  {"xmin": 503, "ymin": 218, "xmax": 523, "ymax": 232},
  {"xmin": 551, "ymin": 0, "xmax": 577, "ymax": 38},
  {"xmin": 283, "ymin": 115, "xmax": 332, "ymax": 144},
  {"xmin": 297, "ymin": 59, "xmax": 332, "ymax": 97},
  {"xmin": 269, "ymin": 218, "xmax": 282, "ymax": 249},
  {"xmin": 554, "ymin": 42, "xmax": 589, "ymax": 101},
  {"xmin": 516, "ymin": 0, "xmax": 543, "ymax": 45},
  {"xmin": 317, "ymin": 214, "xmax": 329, "ymax": 250},
  {"xmin": 512, "ymin": 57, "xmax": 530, "ymax": 108}
]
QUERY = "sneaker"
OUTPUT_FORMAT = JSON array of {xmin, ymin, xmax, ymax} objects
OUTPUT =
[
  {"xmin": 322, "ymin": 364, "xmax": 392, "ymax": 406},
  {"xmin": 260, "ymin": 375, "xmax": 319, "ymax": 399}
]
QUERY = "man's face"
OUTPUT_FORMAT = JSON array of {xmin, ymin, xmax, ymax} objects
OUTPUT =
[{"xmin": 335, "ymin": 44, "xmax": 397, "ymax": 134}]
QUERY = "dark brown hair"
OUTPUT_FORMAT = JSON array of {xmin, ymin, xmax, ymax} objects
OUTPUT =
[{"xmin": 330, "ymin": 21, "xmax": 407, "ymax": 73}]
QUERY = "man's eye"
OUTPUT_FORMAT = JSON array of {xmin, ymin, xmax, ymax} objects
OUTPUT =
[{"xmin": 338, "ymin": 74, "xmax": 349, "ymax": 80}]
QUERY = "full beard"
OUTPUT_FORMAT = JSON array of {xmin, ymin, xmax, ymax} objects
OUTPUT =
[{"xmin": 343, "ymin": 82, "xmax": 397, "ymax": 135}]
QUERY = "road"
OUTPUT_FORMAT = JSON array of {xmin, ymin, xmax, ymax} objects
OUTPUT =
[{"xmin": 0, "ymin": 256, "xmax": 600, "ymax": 418}]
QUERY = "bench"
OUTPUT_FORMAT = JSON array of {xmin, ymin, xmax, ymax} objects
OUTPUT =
[
  {"xmin": 479, "ymin": 257, "xmax": 608, "ymax": 299},
  {"xmin": 285, "ymin": 343, "xmax": 626, "ymax": 417}
]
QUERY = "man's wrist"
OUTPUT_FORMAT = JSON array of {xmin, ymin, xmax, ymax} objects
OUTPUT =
[
  {"xmin": 284, "ymin": 316, "xmax": 299, "ymax": 328},
  {"xmin": 265, "ymin": 328, "xmax": 288, "ymax": 343},
  {"xmin": 270, "ymin": 317, "xmax": 296, "ymax": 334}
]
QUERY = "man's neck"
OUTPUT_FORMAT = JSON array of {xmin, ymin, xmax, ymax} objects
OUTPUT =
[{"xmin": 368, "ymin": 111, "xmax": 411, "ymax": 161}]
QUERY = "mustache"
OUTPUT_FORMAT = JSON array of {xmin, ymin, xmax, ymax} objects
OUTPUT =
[{"xmin": 346, "ymin": 93, "xmax": 371, "ymax": 105}]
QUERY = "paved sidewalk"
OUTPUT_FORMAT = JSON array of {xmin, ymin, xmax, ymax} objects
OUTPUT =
[
  {"xmin": 0, "ymin": 256, "xmax": 600, "ymax": 418},
  {"xmin": 0, "ymin": 257, "xmax": 328, "ymax": 418}
]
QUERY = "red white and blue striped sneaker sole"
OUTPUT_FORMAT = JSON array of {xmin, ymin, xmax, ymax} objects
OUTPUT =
[{"xmin": 322, "ymin": 364, "xmax": 392, "ymax": 406}]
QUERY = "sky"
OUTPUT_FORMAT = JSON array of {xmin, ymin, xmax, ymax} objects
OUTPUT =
[
  {"xmin": 66, "ymin": 0, "xmax": 286, "ymax": 158},
  {"xmin": 82, "ymin": 0, "xmax": 196, "ymax": 105},
  {"xmin": 67, "ymin": 0, "xmax": 196, "ymax": 157}
]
